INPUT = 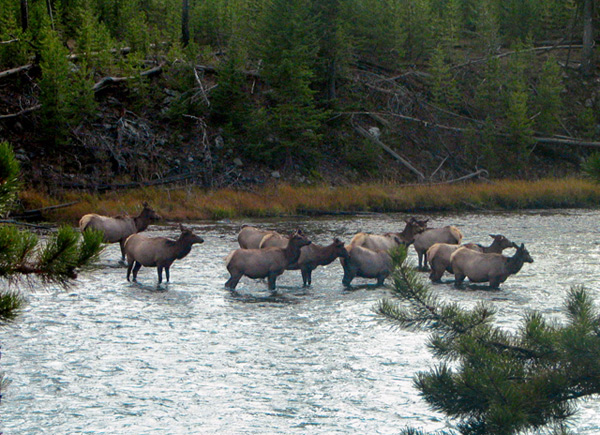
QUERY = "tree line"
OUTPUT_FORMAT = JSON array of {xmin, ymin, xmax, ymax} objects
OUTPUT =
[{"xmin": 0, "ymin": 0, "xmax": 598, "ymax": 180}]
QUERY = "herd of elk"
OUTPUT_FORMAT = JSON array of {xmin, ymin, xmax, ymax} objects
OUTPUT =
[{"xmin": 79, "ymin": 206, "xmax": 533, "ymax": 290}]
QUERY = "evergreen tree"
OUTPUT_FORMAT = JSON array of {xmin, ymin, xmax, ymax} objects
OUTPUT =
[
  {"xmin": 377, "ymin": 247, "xmax": 600, "ymax": 435},
  {"xmin": 39, "ymin": 25, "xmax": 97, "ymax": 146},
  {"xmin": 429, "ymin": 45, "xmax": 460, "ymax": 110},
  {"xmin": 534, "ymin": 57, "xmax": 563, "ymax": 134},
  {"xmin": 0, "ymin": 141, "xmax": 104, "ymax": 399},
  {"xmin": 253, "ymin": 0, "xmax": 326, "ymax": 167}
]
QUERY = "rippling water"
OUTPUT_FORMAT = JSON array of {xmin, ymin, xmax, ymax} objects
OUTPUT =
[{"xmin": 3, "ymin": 210, "xmax": 600, "ymax": 434}]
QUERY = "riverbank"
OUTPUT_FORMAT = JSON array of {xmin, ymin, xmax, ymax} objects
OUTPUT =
[{"xmin": 17, "ymin": 177, "xmax": 600, "ymax": 224}]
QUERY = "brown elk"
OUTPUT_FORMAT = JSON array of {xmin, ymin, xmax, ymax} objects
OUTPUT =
[
  {"xmin": 341, "ymin": 244, "xmax": 393, "ymax": 287},
  {"xmin": 287, "ymin": 238, "xmax": 349, "ymax": 286},
  {"xmin": 450, "ymin": 243, "xmax": 533, "ymax": 289},
  {"xmin": 125, "ymin": 224, "xmax": 204, "ymax": 284},
  {"xmin": 237, "ymin": 225, "xmax": 284, "ymax": 249},
  {"xmin": 349, "ymin": 217, "xmax": 428, "ymax": 251},
  {"xmin": 225, "ymin": 230, "xmax": 311, "ymax": 291},
  {"xmin": 413, "ymin": 225, "xmax": 463, "ymax": 270},
  {"xmin": 79, "ymin": 202, "xmax": 161, "ymax": 261},
  {"xmin": 427, "ymin": 234, "xmax": 516, "ymax": 282}
]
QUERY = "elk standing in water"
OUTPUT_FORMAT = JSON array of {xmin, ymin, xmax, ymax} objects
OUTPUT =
[
  {"xmin": 288, "ymin": 238, "xmax": 349, "ymax": 287},
  {"xmin": 341, "ymin": 244, "xmax": 393, "ymax": 287},
  {"xmin": 413, "ymin": 224, "xmax": 463, "ymax": 270},
  {"xmin": 79, "ymin": 202, "xmax": 161, "ymax": 261},
  {"xmin": 125, "ymin": 224, "xmax": 204, "ymax": 284},
  {"xmin": 427, "ymin": 234, "xmax": 516, "ymax": 282},
  {"xmin": 349, "ymin": 217, "xmax": 428, "ymax": 251},
  {"xmin": 237, "ymin": 225, "xmax": 285, "ymax": 249},
  {"xmin": 450, "ymin": 243, "xmax": 533, "ymax": 289},
  {"xmin": 225, "ymin": 230, "xmax": 311, "ymax": 291}
]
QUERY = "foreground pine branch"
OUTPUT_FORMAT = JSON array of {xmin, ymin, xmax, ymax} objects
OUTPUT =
[{"xmin": 377, "ymin": 247, "xmax": 600, "ymax": 435}]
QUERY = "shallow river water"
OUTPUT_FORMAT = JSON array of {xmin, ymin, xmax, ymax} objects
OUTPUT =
[{"xmin": 3, "ymin": 209, "xmax": 600, "ymax": 434}]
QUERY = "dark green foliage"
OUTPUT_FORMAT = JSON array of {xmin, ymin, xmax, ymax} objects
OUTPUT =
[
  {"xmin": 39, "ymin": 26, "xmax": 97, "ymax": 146},
  {"xmin": 378, "ymin": 250, "xmax": 600, "ymax": 435},
  {"xmin": 534, "ymin": 57, "xmax": 563, "ymax": 134},
  {"xmin": 581, "ymin": 151, "xmax": 600, "ymax": 181},
  {"xmin": 210, "ymin": 50, "xmax": 250, "ymax": 131},
  {"xmin": 252, "ymin": 0, "xmax": 327, "ymax": 167}
]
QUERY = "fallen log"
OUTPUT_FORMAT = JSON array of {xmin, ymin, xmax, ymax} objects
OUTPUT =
[
  {"xmin": 92, "ymin": 64, "xmax": 164, "ymax": 92},
  {"xmin": 354, "ymin": 125, "xmax": 425, "ymax": 181},
  {"xmin": 0, "ymin": 104, "xmax": 41, "ymax": 120},
  {"xmin": 0, "ymin": 63, "xmax": 34, "ymax": 79},
  {"xmin": 9, "ymin": 200, "xmax": 80, "ymax": 220}
]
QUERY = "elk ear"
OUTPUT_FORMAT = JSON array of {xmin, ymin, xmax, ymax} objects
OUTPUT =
[
  {"xmin": 520, "ymin": 243, "xmax": 525, "ymax": 250},
  {"xmin": 490, "ymin": 234, "xmax": 498, "ymax": 239},
  {"xmin": 142, "ymin": 201, "xmax": 149, "ymax": 208},
  {"xmin": 333, "ymin": 237, "xmax": 340, "ymax": 243},
  {"xmin": 179, "ymin": 223, "xmax": 185, "ymax": 232}
]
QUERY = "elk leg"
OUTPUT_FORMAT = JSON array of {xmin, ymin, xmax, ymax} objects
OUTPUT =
[
  {"xmin": 165, "ymin": 267, "xmax": 170, "ymax": 283},
  {"xmin": 126, "ymin": 260, "xmax": 134, "ymax": 281},
  {"xmin": 267, "ymin": 273, "xmax": 277, "ymax": 291},
  {"xmin": 119, "ymin": 239, "xmax": 126, "ymax": 262},
  {"xmin": 376, "ymin": 274, "xmax": 386, "ymax": 286},
  {"xmin": 225, "ymin": 273, "xmax": 241, "ymax": 289},
  {"xmin": 132, "ymin": 262, "xmax": 142, "ymax": 282},
  {"xmin": 454, "ymin": 272, "xmax": 465, "ymax": 288},
  {"xmin": 489, "ymin": 277, "xmax": 500, "ymax": 289},
  {"xmin": 301, "ymin": 267, "xmax": 310, "ymax": 287},
  {"xmin": 157, "ymin": 267, "xmax": 163, "ymax": 284}
]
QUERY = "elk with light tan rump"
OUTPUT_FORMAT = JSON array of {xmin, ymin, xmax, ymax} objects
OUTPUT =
[
  {"xmin": 450, "ymin": 243, "xmax": 533, "ymax": 289},
  {"xmin": 427, "ymin": 234, "xmax": 516, "ymax": 282},
  {"xmin": 79, "ymin": 202, "xmax": 161, "ymax": 261},
  {"xmin": 237, "ymin": 225, "xmax": 283, "ymax": 249},
  {"xmin": 413, "ymin": 224, "xmax": 463, "ymax": 270},
  {"xmin": 225, "ymin": 230, "xmax": 311, "ymax": 291},
  {"xmin": 349, "ymin": 217, "xmax": 428, "ymax": 252}
]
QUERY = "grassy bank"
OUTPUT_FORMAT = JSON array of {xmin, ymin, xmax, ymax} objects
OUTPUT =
[{"xmin": 18, "ymin": 177, "xmax": 600, "ymax": 224}]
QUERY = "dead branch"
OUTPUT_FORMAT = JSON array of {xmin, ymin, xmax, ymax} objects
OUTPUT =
[
  {"xmin": 0, "ymin": 219, "xmax": 52, "ymax": 229},
  {"xmin": 0, "ymin": 39, "xmax": 19, "ymax": 45},
  {"xmin": 0, "ymin": 63, "xmax": 34, "ymax": 79},
  {"xmin": 8, "ymin": 201, "xmax": 80, "ymax": 221},
  {"xmin": 92, "ymin": 64, "xmax": 164, "ymax": 92},
  {"xmin": 453, "ymin": 45, "xmax": 584, "ymax": 70},
  {"xmin": 354, "ymin": 125, "xmax": 425, "ymax": 181},
  {"xmin": 0, "ymin": 104, "xmax": 41, "ymax": 120}
]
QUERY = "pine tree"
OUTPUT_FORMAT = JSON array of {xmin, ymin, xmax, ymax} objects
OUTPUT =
[
  {"xmin": 39, "ymin": 25, "xmax": 97, "ymax": 146},
  {"xmin": 0, "ymin": 141, "xmax": 104, "ymax": 399},
  {"xmin": 377, "ymin": 247, "xmax": 600, "ymax": 435},
  {"xmin": 534, "ymin": 57, "xmax": 563, "ymax": 134},
  {"xmin": 253, "ymin": 0, "xmax": 326, "ymax": 167},
  {"xmin": 429, "ymin": 45, "xmax": 460, "ymax": 110}
]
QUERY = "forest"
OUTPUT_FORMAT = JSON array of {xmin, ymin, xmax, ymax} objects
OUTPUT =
[{"xmin": 0, "ymin": 0, "xmax": 599, "ymax": 190}]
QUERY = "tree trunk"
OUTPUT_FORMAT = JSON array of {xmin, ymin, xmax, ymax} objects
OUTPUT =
[
  {"xmin": 20, "ymin": 0, "xmax": 29, "ymax": 32},
  {"xmin": 182, "ymin": 0, "xmax": 190, "ymax": 47},
  {"xmin": 46, "ymin": 0, "xmax": 55, "ymax": 30},
  {"xmin": 581, "ymin": 0, "xmax": 595, "ymax": 75}
]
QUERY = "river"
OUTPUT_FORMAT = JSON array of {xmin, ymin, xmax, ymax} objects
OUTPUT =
[{"xmin": 2, "ymin": 209, "xmax": 600, "ymax": 434}]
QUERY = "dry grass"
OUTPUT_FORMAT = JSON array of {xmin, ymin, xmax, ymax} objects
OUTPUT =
[{"xmin": 18, "ymin": 178, "xmax": 600, "ymax": 224}]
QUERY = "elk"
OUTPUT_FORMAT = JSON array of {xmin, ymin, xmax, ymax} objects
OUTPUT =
[
  {"xmin": 79, "ymin": 202, "xmax": 161, "ymax": 261},
  {"xmin": 225, "ymin": 230, "xmax": 311, "ymax": 291},
  {"xmin": 427, "ymin": 234, "xmax": 516, "ymax": 282},
  {"xmin": 450, "ymin": 243, "xmax": 533, "ymax": 289},
  {"xmin": 125, "ymin": 224, "xmax": 204, "ymax": 284}
]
